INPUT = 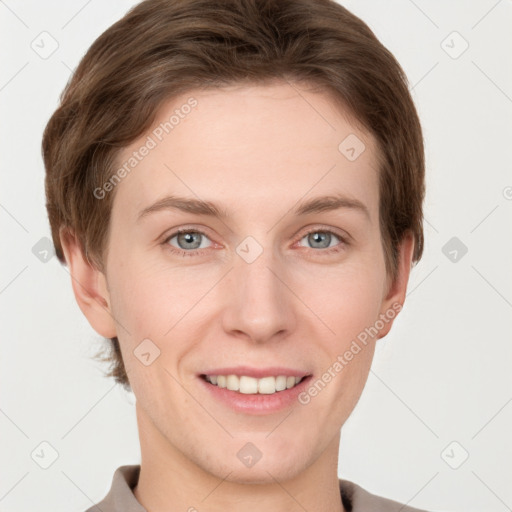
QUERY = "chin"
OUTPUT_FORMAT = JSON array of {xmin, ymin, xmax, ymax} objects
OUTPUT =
[{"xmin": 205, "ymin": 448, "xmax": 308, "ymax": 485}]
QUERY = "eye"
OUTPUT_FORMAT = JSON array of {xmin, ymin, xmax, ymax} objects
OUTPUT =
[
  {"xmin": 163, "ymin": 228, "xmax": 213, "ymax": 256},
  {"xmin": 297, "ymin": 228, "xmax": 347, "ymax": 254}
]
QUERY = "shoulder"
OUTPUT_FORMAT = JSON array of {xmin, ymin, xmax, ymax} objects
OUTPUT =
[
  {"xmin": 83, "ymin": 465, "xmax": 144, "ymax": 512},
  {"xmin": 339, "ymin": 478, "xmax": 434, "ymax": 512}
]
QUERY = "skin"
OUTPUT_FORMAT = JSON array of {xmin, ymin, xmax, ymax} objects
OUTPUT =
[{"xmin": 62, "ymin": 81, "xmax": 414, "ymax": 512}]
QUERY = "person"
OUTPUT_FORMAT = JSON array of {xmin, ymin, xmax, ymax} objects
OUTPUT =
[{"xmin": 42, "ymin": 0, "xmax": 433, "ymax": 510}]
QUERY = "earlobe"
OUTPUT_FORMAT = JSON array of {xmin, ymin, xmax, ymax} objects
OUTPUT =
[
  {"xmin": 59, "ymin": 227, "xmax": 117, "ymax": 338},
  {"xmin": 376, "ymin": 231, "xmax": 415, "ymax": 340}
]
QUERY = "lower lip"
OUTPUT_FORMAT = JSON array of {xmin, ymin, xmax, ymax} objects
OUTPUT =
[{"xmin": 198, "ymin": 375, "xmax": 313, "ymax": 415}]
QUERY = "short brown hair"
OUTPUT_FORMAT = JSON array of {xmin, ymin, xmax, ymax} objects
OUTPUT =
[{"xmin": 42, "ymin": 0, "xmax": 425, "ymax": 391}]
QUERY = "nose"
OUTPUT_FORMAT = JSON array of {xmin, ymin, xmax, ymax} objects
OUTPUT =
[{"xmin": 221, "ymin": 243, "xmax": 297, "ymax": 344}]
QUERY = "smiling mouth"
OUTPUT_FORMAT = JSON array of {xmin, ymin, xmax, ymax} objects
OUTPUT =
[{"xmin": 201, "ymin": 374, "xmax": 309, "ymax": 395}]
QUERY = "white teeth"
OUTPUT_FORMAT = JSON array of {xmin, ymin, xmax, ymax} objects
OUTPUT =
[
  {"xmin": 275, "ymin": 376, "xmax": 287, "ymax": 391},
  {"xmin": 258, "ymin": 376, "xmax": 275, "ymax": 394},
  {"xmin": 226, "ymin": 374, "xmax": 239, "ymax": 391},
  {"xmin": 204, "ymin": 374, "xmax": 305, "ymax": 394},
  {"xmin": 240, "ymin": 376, "xmax": 258, "ymax": 394}
]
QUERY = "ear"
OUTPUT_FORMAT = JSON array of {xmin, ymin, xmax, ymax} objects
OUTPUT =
[
  {"xmin": 376, "ymin": 231, "xmax": 415, "ymax": 340},
  {"xmin": 59, "ymin": 227, "xmax": 117, "ymax": 338}
]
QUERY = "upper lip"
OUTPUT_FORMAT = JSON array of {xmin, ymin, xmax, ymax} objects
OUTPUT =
[{"xmin": 199, "ymin": 366, "xmax": 311, "ymax": 379}]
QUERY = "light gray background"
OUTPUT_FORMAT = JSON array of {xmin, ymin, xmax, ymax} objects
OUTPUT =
[{"xmin": 1, "ymin": 1, "xmax": 511, "ymax": 511}]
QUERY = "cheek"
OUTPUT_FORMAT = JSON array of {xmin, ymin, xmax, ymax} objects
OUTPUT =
[
  {"xmin": 303, "ymin": 261, "xmax": 385, "ymax": 343},
  {"xmin": 107, "ymin": 254, "xmax": 191, "ymax": 334},
  {"xmin": 105, "ymin": 256, "xmax": 213, "ymax": 386},
  {"xmin": 325, "ymin": 286, "xmax": 382, "ymax": 343},
  {"xmin": 312, "ymin": 266, "xmax": 383, "ymax": 406}
]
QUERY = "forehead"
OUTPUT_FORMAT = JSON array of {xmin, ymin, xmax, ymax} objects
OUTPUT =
[{"xmin": 111, "ymin": 82, "xmax": 380, "ymax": 223}]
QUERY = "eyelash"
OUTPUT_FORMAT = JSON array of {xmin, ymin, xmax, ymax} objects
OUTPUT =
[{"xmin": 162, "ymin": 226, "xmax": 349, "ymax": 258}]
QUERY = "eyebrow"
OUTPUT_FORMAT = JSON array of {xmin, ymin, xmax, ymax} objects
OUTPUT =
[{"xmin": 137, "ymin": 193, "xmax": 370, "ymax": 222}]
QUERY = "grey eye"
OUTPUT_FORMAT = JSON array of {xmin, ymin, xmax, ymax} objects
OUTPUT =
[
  {"xmin": 167, "ymin": 231, "xmax": 212, "ymax": 251},
  {"xmin": 300, "ymin": 231, "xmax": 340, "ymax": 249}
]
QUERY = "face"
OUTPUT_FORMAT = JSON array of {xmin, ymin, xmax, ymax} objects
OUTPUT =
[{"xmin": 95, "ymin": 82, "xmax": 409, "ymax": 483}]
